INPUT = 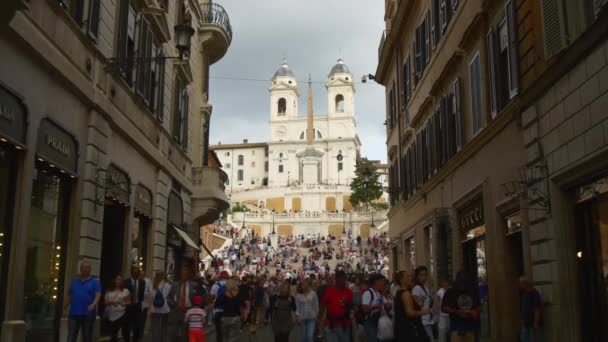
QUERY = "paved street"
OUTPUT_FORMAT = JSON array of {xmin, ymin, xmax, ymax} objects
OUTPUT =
[{"xmin": 143, "ymin": 323, "xmax": 302, "ymax": 342}]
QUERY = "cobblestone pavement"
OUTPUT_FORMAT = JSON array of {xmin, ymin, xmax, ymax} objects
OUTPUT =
[{"xmin": 143, "ymin": 323, "xmax": 302, "ymax": 342}]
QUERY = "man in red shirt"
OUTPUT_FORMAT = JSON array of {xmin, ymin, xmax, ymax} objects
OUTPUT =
[{"xmin": 319, "ymin": 270, "xmax": 353, "ymax": 342}]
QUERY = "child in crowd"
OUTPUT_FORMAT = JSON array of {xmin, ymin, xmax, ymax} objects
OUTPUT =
[{"xmin": 185, "ymin": 295, "xmax": 206, "ymax": 342}]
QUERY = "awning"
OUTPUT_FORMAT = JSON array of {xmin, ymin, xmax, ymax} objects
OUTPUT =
[{"xmin": 172, "ymin": 225, "xmax": 200, "ymax": 251}]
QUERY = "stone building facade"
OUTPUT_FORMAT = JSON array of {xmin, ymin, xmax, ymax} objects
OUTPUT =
[
  {"xmin": 377, "ymin": 0, "xmax": 608, "ymax": 341},
  {"xmin": 0, "ymin": 0, "xmax": 231, "ymax": 341}
]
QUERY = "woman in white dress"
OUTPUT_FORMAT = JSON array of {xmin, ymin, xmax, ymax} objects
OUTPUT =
[{"xmin": 104, "ymin": 274, "xmax": 131, "ymax": 342}]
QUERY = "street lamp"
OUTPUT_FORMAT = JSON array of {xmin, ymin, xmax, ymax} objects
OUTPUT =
[
  {"xmin": 342, "ymin": 212, "xmax": 346, "ymax": 235},
  {"xmin": 370, "ymin": 210, "xmax": 376, "ymax": 230},
  {"xmin": 287, "ymin": 171, "xmax": 290, "ymax": 186},
  {"xmin": 271, "ymin": 211, "xmax": 276, "ymax": 235}
]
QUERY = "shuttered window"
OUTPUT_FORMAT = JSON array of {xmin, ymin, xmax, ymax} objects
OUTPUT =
[
  {"xmin": 506, "ymin": 0, "xmax": 520, "ymax": 98},
  {"xmin": 446, "ymin": 92, "xmax": 456, "ymax": 158},
  {"xmin": 434, "ymin": 110, "xmax": 441, "ymax": 171},
  {"xmin": 403, "ymin": 55, "xmax": 411, "ymax": 108},
  {"xmin": 389, "ymin": 85, "xmax": 396, "ymax": 129},
  {"xmin": 421, "ymin": 129, "xmax": 428, "ymax": 181},
  {"xmin": 440, "ymin": 0, "xmax": 448, "ymax": 33},
  {"xmin": 487, "ymin": 1, "xmax": 520, "ymax": 117},
  {"xmin": 173, "ymin": 76, "xmax": 189, "ymax": 149},
  {"xmin": 540, "ymin": 0, "xmax": 568, "ymax": 58},
  {"xmin": 87, "ymin": 0, "xmax": 100, "ymax": 39},
  {"xmin": 425, "ymin": 12, "xmax": 431, "ymax": 64},
  {"xmin": 415, "ymin": 27, "xmax": 422, "ymax": 82},
  {"xmin": 454, "ymin": 78, "xmax": 464, "ymax": 151},
  {"xmin": 429, "ymin": 117, "xmax": 436, "ymax": 175},
  {"xmin": 470, "ymin": 53, "xmax": 484, "ymax": 135},
  {"xmin": 432, "ymin": 0, "xmax": 440, "ymax": 48}
]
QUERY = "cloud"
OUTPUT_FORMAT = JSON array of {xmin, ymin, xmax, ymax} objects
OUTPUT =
[{"xmin": 209, "ymin": 0, "xmax": 387, "ymax": 162}]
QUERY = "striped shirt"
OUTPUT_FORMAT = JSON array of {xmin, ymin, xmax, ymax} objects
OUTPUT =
[{"xmin": 185, "ymin": 308, "xmax": 206, "ymax": 331}]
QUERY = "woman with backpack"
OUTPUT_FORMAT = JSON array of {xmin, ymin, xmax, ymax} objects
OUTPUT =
[
  {"xmin": 412, "ymin": 266, "xmax": 437, "ymax": 342},
  {"xmin": 150, "ymin": 271, "xmax": 171, "ymax": 342}
]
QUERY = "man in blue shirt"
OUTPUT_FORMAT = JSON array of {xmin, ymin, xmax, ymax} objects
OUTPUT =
[{"xmin": 65, "ymin": 261, "xmax": 101, "ymax": 342}]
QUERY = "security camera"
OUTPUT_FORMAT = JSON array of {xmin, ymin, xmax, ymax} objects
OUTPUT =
[{"xmin": 361, "ymin": 76, "xmax": 367, "ymax": 83}]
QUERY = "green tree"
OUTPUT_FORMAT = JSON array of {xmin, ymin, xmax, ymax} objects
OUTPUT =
[{"xmin": 349, "ymin": 158, "xmax": 383, "ymax": 210}]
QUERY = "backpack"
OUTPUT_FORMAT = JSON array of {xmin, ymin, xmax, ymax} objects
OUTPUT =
[
  {"xmin": 153, "ymin": 284, "xmax": 165, "ymax": 308},
  {"xmin": 215, "ymin": 282, "xmax": 227, "ymax": 309}
]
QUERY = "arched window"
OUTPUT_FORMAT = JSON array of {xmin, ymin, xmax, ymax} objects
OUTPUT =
[
  {"xmin": 278, "ymin": 98, "xmax": 287, "ymax": 114},
  {"xmin": 335, "ymin": 94, "xmax": 345, "ymax": 112}
]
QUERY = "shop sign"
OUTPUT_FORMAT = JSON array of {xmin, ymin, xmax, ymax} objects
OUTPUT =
[
  {"xmin": 37, "ymin": 119, "xmax": 78, "ymax": 174},
  {"xmin": 0, "ymin": 86, "xmax": 26, "ymax": 145},
  {"xmin": 458, "ymin": 198, "xmax": 484, "ymax": 232},
  {"xmin": 167, "ymin": 191, "xmax": 183, "ymax": 225},
  {"xmin": 135, "ymin": 184, "xmax": 153, "ymax": 218},
  {"xmin": 106, "ymin": 164, "xmax": 130, "ymax": 204}
]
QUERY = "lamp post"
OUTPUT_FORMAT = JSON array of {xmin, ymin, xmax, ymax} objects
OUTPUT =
[
  {"xmin": 342, "ymin": 212, "xmax": 346, "ymax": 235},
  {"xmin": 271, "ymin": 212, "xmax": 276, "ymax": 235},
  {"xmin": 287, "ymin": 171, "xmax": 290, "ymax": 186},
  {"xmin": 371, "ymin": 210, "xmax": 376, "ymax": 230}
]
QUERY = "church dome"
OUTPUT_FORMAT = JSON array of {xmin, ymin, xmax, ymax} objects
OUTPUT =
[
  {"xmin": 328, "ymin": 58, "xmax": 350, "ymax": 76},
  {"xmin": 272, "ymin": 61, "xmax": 296, "ymax": 79}
]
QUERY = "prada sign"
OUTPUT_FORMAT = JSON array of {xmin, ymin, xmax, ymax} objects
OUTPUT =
[
  {"xmin": 106, "ymin": 164, "xmax": 130, "ymax": 204},
  {"xmin": 458, "ymin": 198, "xmax": 484, "ymax": 232},
  {"xmin": 0, "ymin": 85, "xmax": 26, "ymax": 146},
  {"xmin": 37, "ymin": 119, "xmax": 78, "ymax": 174},
  {"xmin": 135, "ymin": 184, "xmax": 153, "ymax": 218}
]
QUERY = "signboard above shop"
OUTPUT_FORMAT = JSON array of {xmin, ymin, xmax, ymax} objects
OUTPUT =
[
  {"xmin": 106, "ymin": 164, "xmax": 130, "ymax": 204},
  {"xmin": 458, "ymin": 198, "xmax": 484, "ymax": 232},
  {"xmin": 0, "ymin": 85, "xmax": 27, "ymax": 147},
  {"xmin": 36, "ymin": 119, "xmax": 78, "ymax": 175}
]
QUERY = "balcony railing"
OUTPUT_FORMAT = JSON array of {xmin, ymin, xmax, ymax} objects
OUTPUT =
[
  {"xmin": 200, "ymin": 2, "xmax": 233, "ymax": 44},
  {"xmin": 378, "ymin": 30, "xmax": 386, "ymax": 62}
]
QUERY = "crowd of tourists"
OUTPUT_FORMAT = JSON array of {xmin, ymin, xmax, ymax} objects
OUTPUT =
[{"xmin": 64, "ymin": 231, "xmax": 543, "ymax": 342}]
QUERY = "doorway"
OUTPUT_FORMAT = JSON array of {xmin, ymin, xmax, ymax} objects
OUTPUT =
[
  {"xmin": 98, "ymin": 200, "xmax": 127, "ymax": 335},
  {"xmin": 574, "ymin": 187, "xmax": 608, "ymax": 341},
  {"xmin": 462, "ymin": 227, "xmax": 489, "ymax": 339},
  {"xmin": 0, "ymin": 145, "xmax": 17, "ymax": 328}
]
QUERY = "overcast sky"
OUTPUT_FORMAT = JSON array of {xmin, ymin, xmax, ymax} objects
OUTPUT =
[{"xmin": 209, "ymin": 0, "xmax": 387, "ymax": 162}]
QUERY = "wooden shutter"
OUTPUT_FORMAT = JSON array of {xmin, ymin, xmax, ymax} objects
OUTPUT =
[
  {"xmin": 447, "ymin": 93, "xmax": 456, "ymax": 158},
  {"xmin": 433, "ymin": 0, "xmax": 441, "ymax": 47},
  {"xmin": 87, "ymin": 0, "xmax": 100, "ymax": 39},
  {"xmin": 470, "ymin": 54, "xmax": 483, "ymax": 135},
  {"xmin": 70, "ymin": 0, "xmax": 85, "ymax": 27},
  {"xmin": 434, "ymin": 110, "xmax": 441, "ymax": 171},
  {"xmin": 417, "ymin": 135, "xmax": 423, "ymax": 186},
  {"xmin": 415, "ymin": 29, "xmax": 422, "ymax": 82},
  {"xmin": 426, "ymin": 125, "xmax": 432, "ymax": 179},
  {"xmin": 506, "ymin": 0, "xmax": 520, "ymax": 98},
  {"xmin": 421, "ymin": 129, "xmax": 427, "ymax": 181},
  {"xmin": 425, "ymin": 12, "xmax": 431, "ymax": 64},
  {"xmin": 487, "ymin": 29, "xmax": 498, "ymax": 118},
  {"xmin": 143, "ymin": 26, "xmax": 154, "ymax": 104},
  {"xmin": 403, "ymin": 56, "xmax": 411, "ymax": 105},
  {"xmin": 136, "ymin": 18, "xmax": 147, "ymax": 95},
  {"xmin": 156, "ymin": 56, "xmax": 165, "ymax": 121},
  {"xmin": 182, "ymin": 88, "xmax": 189, "ymax": 149},
  {"xmin": 428, "ymin": 117, "xmax": 435, "ymax": 175},
  {"xmin": 540, "ymin": 0, "xmax": 568, "ymax": 58},
  {"xmin": 431, "ymin": 0, "xmax": 437, "ymax": 49},
  {"xmin": 440, "ymin": 0, "xmax": 447, "ymax": 33},
  {"xmin": 116, "ymin": 0, "xmax": 129, "ymax": 59},
  {"xmin": 454, "ymin": 78, "xmax": 464, "ymax": 151}
]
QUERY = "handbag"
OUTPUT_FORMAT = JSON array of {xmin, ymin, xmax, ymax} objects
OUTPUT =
[{"xmin": 377, "ymin": 309, "xmax": 394, "ymax": 340}]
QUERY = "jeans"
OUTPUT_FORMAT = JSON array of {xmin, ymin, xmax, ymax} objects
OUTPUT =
[
  {"xmin": 67, "ymin": 316, "xmax": 95, "ymax": 342},
  {"xmin": 424, "ymin": 324, "xmax": 437, "ymax": 342},
  {"xmin": 214, "ymin": 312, "xmax": 224, "ymax": 342},
  {"xmin": 151, "ymin": 313, "xmax": 169, "ymax": 342},
  {"xmin": 364, "ymin": 320, "xmax": 378, "ymax": 342},
  {"xmin": 324, "ymin": 326, "xmax": 351, "ymax": 342},
  {"xmin": 109, "ymin": 314, "xmax": 130, "ymax": 342},
  {"xmin": 300, "ymin": 319, "xmax": 316, "ymax": 342}
]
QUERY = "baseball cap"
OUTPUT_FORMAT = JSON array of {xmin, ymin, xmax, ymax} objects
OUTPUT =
[
  {"xmin": 192, "ymin": 295, "xmax": 203, "ymax": 306},
  {"xmin": 219, "ymin": 270, "xmax": 229, "ymax": 278}
]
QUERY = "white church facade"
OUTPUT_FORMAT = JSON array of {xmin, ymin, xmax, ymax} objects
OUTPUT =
[{"xmin": 211, "ymin": 59, "xmax": 388, "ymax": 238}]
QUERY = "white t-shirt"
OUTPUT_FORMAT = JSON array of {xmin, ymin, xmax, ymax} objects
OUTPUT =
[
  {"xmin": 361, "ymin": 288, "xmax": 384, "ymax": 315},
  {"xmin": 436, "ymin": 288, "xmax": 450, "ymax": 329},
  {"xmin": 412, "ymin": 285, "xmax": 434, "ymax": 325},
  {"xmin": 104, "ymin": 289, "xmax": 130, "ymax": 321},
  {"xmin": 150, "ymin": 281, "xmax": 172, "ymax": 314}
]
